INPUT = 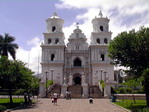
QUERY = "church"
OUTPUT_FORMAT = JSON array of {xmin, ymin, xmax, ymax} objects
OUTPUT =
[{"xmin": 39, "ymin": 11, "xmax": 115, "ymax": 98}]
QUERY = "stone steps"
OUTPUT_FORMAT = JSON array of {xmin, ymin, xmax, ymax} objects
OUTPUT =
[
  {"xmin": 89, "ymin": 85, "xmax": 103, "ymax": 98},
  {"xmin": 48, "ymin": 84, "xmax": 61, "ymax": 98},
  {"xmin": 68, "ymin": 85, "xmax": 83, "ymax": 98}
]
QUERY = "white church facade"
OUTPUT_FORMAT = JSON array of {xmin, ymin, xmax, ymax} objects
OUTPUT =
[{"xmin": 39, "ymin": 11, "xmax": 115, "ymax": 98}]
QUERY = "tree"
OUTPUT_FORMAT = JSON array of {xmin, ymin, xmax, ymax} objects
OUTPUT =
[
  {"xmin": 0, "ymin": 33, "xmax": 18, "ymax": 60},
  {"xmin": 142, "ymin": 69, "xmax": 149, "ymax": 106},
  {"xmin": 108, "ymin": 27, "xmax": 149, "ymax": 106},
  {"xmin": 30, "ymin": 76, "xmax": 39, "ymax": 96},
  {"xmin": 0, "ymin": 56, "xmax": 33, "ymax": 104},
  {"xmin": 45, "ymin": 80, "xmax": 54, "ymax": 88}
]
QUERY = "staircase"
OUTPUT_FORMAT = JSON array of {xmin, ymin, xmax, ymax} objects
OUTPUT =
[
  {"xmin": 68, "ymin": 85, "xmax": 83, "ymax": 98},
  {"xmin": 48, "ymin": 84, "xmax": 61, "ymax": 98},
  {"xmin": 89, "ymin": 85, "xmax": 103, "ymax": 98}
]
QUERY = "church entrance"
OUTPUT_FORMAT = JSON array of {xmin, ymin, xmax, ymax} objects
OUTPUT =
[
  {"xmin": 73, "ymin": 74, "xmax": 81, "ymax": 85},
  {"xmin": 74, "ymin": 76, "xmax": 81, "ymax": 85}
]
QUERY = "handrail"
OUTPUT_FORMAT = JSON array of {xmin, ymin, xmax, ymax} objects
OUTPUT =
[
  {"xmin": 98, "ymin": 83, "xmax": 103, "ymax": 92},
  {"xmin": 47, "ymin": 83, "xmax": 56, "ymax": 93}
]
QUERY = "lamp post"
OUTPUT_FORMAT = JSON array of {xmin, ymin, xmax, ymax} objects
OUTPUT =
[
  {"xmin": 45, "ymin": 70, "xmax": 48, "ymax": 98},
  {"xmin": 100, "ymin": 69, "xmax": 103, "ymax": 81},
  {"xmin": 94, "ymin": 71, "xmax": 98, "ymax": 85},
  {"xmin": 51, "ymin": 69, "xmax": 54, "ymax": 81}
]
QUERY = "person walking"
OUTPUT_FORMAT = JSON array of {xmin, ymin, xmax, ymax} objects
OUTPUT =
[
  {"xmin": 66, "ymin": 91, "xmax": 68, "ymax": 100},
  {"xmin": 24, "ymin": 93, "xmax": 28, "ymax": 106},
  {"xmin": 53, "ymin": 93, "xmax": 58, "ymax": 106}
]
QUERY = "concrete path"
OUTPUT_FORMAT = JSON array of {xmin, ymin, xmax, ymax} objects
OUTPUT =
[{"xmin": 11, "ymin": 98, "xmax": 129, "ymax": 112}]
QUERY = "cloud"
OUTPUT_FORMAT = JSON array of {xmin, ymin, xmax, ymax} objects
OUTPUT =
[
  {"xmin": 15, "ymin": 0, "xmax": 149, "ymax": 74},
  {"xmin": 57, "ymin": 0, "xmax": 149, "ymax": 39},
  {"xmin": 26, "ymin": 37, "xmax": 41, "ymax": 46},
  {"xmin": 16, "ymin": 37, "xmax": 42, "ymax": 74}
]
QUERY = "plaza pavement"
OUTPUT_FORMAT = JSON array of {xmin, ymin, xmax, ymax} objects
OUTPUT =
[{"xmin": 10, "ymin": 98, "xmax": 129, "ymax": 112}]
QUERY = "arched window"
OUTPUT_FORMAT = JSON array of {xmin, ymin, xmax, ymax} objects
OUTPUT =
[
  {"xmin": 51, "ymin": 54, "xmax": 55, "ymax": 61},
  {"xmin": 104, "ymin": 38, "xmax": 108, "ymax": 44},
  {"xmin": 74, "ymin": 57, "xmax": 82, "ymax": 67},
  {"xmin": 100, "ymin": 26, "xmax": 103, "ymax": 31},
  {"xmin": 96, "ymin": 38, "xmax": 100, "ymax": 44},
  {"xmin": 52, "ymin": 26, "xmax": 56, "ymax": 32},
  {"xmin": 48, "ymin": 38, "xmax": 51, "ymax": 44},
  {"xmin": 100, "ymin": 54, "xmax": 105, "ymax": 61},
  {"xmin": 55, "ymin": 38, "xmax": 59, "ymax": 44}
]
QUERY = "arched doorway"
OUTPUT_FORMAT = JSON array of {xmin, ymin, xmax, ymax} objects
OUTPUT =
[{"xmin": 73, "ymin": 74, "xmax": 81, "ymax": 85}]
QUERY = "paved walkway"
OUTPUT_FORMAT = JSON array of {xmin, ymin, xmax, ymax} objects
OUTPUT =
[{"xmin": 11, "ymin": 98, "xmax": 129, "ymax": 112}]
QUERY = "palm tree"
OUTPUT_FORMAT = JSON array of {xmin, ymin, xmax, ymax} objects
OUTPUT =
[{"xmin": 0, "ymin": 33, "xmax": 18, "ymax": 60}]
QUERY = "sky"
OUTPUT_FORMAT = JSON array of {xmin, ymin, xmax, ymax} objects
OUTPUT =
[{"xmin": 0, "ymin": 0, "xmax": 149, "ymax": 74}]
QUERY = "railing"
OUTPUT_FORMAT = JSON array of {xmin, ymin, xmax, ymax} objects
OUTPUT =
[
  {"xmin": 98, "ymin": 83, "xmax": 103, "ymax": 92},
  {"xmin": 65, "ymin": 65, "xmax": 90, "ymax": 68},
  {"xmin": 66, "ymin": 50, "xmax": 89, "ymax": 53},
  {"xmin": 41, "ymin": 61, "xmax": 64, "ymax": 64},
  {"xmin": 47, "ymin": 83, "xmax": 56, "ymax": 93}
]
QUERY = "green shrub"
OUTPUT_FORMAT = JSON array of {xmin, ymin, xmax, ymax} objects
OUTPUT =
[
  {"xmin": 132, "ymin": 107, "xmax": 149, "ymax": 112},
  {"xmin": 13, "ymin": 89, "xmax": 25, "ymax": 95},
  {"xmin": 44, "ymin": 80, "xmax": 54, "ymax": 88},
  {"xmin": 126, "ymin": 88, "xmax": 132, "ymax": 93},
  {"xmin": 0, "ymin": 105, "xmax": 6, "ymax": 112},
  {"xmin": 119, "ymin": 88, "xmax": 126, "ymax": 93},
  {"xmin": 100, "ymin": 80, "xmax": 105, "ymax": 88}
]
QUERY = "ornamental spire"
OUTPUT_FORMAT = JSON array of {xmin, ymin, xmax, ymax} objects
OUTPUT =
[
  {"xmin": 99, "ymin": 10, "xmax": 103, "ymax": 18},
  {"xmin": 53, "ymin": 11, "xmax": 58, "ymax": 17},
  {"xmin": 76, "ymin": 22, "xmax": 79, "ymax": 29}
]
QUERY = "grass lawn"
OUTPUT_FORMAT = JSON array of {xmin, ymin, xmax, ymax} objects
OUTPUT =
[
  {"xmin": 0, "ymin": 98, "xmax": 24, "ymax": 110},
  {"xmin": 0, "ymin": 98, "xmax": 24, "ymax": 103},
  {"xmin": 114, "ymin": 99, "xmax": 149, "ymax": 112}
]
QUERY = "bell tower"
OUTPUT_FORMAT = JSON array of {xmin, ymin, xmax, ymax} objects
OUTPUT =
[
  {"xmin": 90, "ymin": 11, "xmax": 114, "ymax": 84},
  {"xmin": 92, "ymin": 11, "xmax": 109, "ymax": 33},
  {"xmin": 43, "ymin": 12, "xmax": 65, "ymax": 45},
  {"xmin": 46, "ymin": 12, "xmax": 64, "ymax": 33},
  {"xmin": 91, "ymin": 11, "xmax": 112, "ymax": 44},
  {"xmin": 40, "ymin": 12, "xmax": 65, "ymax": 97}
]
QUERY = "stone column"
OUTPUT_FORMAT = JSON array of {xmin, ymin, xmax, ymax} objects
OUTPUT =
[
  {"xmin": 57, "ymin": 73, "xmax": 60, "ymax": 84},
  {"xmin": 69, "ymin": 75, "xmax": 73, "ymax": 85},
  {"xmin": 61, "ymin": 84, "xmax": 68, "ymax": 98},
  {"xmin": 61, "ymin": 77, "xmax": 68, "ymax": 98},
  {"xmin": 104, "ymin": 81, "xmax": 117, "ymax": 98},
  {"xmin": 82, "ymin": 84, "xmax": 88, "ymax": 98},
  {"xmin": 82, "ymin": 75, "xmax": 88, "ymax": 98},
  {"xmin": 81, "ymin": 75, "xmax": 85, "ymax": 85},
  {"xmin": 39, "ymin": 81, "xmax": 45, "ymax": 98},
  {"xmin": 51, "ymin": 69, "xmax": 54, "ymax": 81},
  {"xmin": 94, "ymin": 73, "xmax": 98, "ymax": 85},
  {"xmin": 104, "ymin": 82, "xmax": 111, "ymax": 98}
]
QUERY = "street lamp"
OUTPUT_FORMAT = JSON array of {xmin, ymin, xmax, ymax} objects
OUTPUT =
[
  {"xmin": 51, "ymin": 69, "xmax": 54, "ymax": 81},
  {"xmin": 45, "ymin": 70, "xmax": 49, "ymax": 98},
  {"xmin": 100, "ymin": 69, "xmax": 103, "ymax": 81}
]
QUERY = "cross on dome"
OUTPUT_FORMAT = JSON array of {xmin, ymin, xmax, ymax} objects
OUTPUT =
[
  {"xmin": 50, "ymin": 11, "xmax": 59, "ymax": 18},
  {"xmin": 99, "ymin": 10, "xmax": 103, "ymax": 18},
  {"xmin": 76, "ymin": 22, "xmax": 79, "ymax": 29},
  {"xmin": 53, "ymin": 11, "xmax": 58, "ymax": 17}
]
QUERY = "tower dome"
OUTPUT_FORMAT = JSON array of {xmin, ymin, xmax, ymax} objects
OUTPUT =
[
  {"xmin": 92, "ymin": 11, "xmax": 110, "ymax": 33},
  {"xmin": 46, "ymin": 12, "xmax": 64, "ymax": 33}
]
